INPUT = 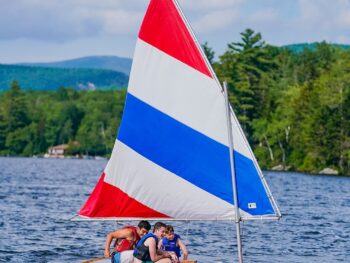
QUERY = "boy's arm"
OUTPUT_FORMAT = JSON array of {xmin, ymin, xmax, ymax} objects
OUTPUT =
[
  {"xmin": 157, "ymin": 238, "xmax": 163, "ymax": 250},
  {"xmin": 104, "ymin": 228, "xmax": 132, "ymax": 257},
  {"xmin": 177, "ymin": 238, "xmax": 188, "ymax": 260},
  {"xmin": 147, "ymin": 238, "xmax": 172, "ymax": 262}
]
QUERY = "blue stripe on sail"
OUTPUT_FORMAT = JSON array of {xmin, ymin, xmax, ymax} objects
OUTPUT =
[
  {"xmin": 118, "ymin": 93, "xmax": 274, "ymax": 216},
  {"xmin": 234, "ymin": 152, "xmax": 274, "ymax": 215}
]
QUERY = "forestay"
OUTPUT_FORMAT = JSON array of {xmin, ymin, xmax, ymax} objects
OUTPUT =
[{"xmin": 78, "ymin": 0, "xmax": 280, "ymax": 221}]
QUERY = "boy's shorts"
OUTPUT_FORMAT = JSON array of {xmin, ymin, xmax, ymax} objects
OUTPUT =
[{"xmin": 111, "ymin": 250, "xmax": 134, "ymax": 263}]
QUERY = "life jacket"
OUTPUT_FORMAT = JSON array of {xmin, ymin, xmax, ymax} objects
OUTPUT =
[
  {"xmin": 162, "ymin": 234, "xmax": 181, "ymax": 258},
  {"xmin": 133, "ymin": 233, "xmax": 158, "ymax": 261},
  {"xmin": 114, "ymin": 226, "xmax": 140, "ymax": 252}
]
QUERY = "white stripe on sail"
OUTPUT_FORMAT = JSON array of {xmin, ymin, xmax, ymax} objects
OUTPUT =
[
  {"xmin": 128, "ymin": 38, "xmax": 225, "ymax": 142},
  {"xmin": 104, "ymin": 140, "xmax": 251, "ymax": 219},
  {"xmin": 128, "ymin": 39, "xmax": 251, "ymax": 159}
]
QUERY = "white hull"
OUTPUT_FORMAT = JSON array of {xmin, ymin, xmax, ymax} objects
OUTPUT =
[{"xmin": 81, "ymin": 257, "xmax": 110, "ymax": 263}]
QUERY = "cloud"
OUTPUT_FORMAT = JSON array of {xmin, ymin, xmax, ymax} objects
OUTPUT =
[
  {"xmin": 180, "ymin": 0, "xmax": 243, "ymax": 10},
  {"xmin": 296, "ymin": 0, "xmax": 331, "ymax": 30},
  {"xmin": 248, "ymin": 8, "xmax": 279, "ymax": 24},
  {"xmin": 0, "ymin": 0, "xmax": 247, "ymax": 43},
  {"xmin": 0, "ymin": 0, "xmax": 245, "ymax": 42},
  {"xmin": 0, "ymin": 0, "xmax": 148, "ymax": 42},
  {"xmin": 178, "ymin": 0, "xmax": 244, "ymax": 35},
  {"xmin": 291, "ymin": 0, "xmax": 350, "ymax": 44},
  {"xmin": 337, "ymin": 34, "xmax": 350, "ymax": 44},
  {"xmin": 337, "ymin": 9, "xmax": 350, "ymax": 27},
  {"xmin": 295, "ymin": 0, "xmax": 350, "ymax": 30},
  {"xmin": 192, "ymin": 10, "xmax": 239, "ymax": 34},
  {"xmin": 2, "ymin": 0, "xmax": 350, "ymax": 64}
]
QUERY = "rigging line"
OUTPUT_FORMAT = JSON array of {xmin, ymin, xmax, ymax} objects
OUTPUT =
[
  {"xmin": 228, "ymin": 101, "xmax": 281, "ymax": 218},
  {"xmin": 241, "ymin": 220, "xmax": 244, "ymax": 237}
]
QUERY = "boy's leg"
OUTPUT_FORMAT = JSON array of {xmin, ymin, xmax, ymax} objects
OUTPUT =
[{"xmin": 120, "ymin": 250, "xmax": 134, "ymax": 263}]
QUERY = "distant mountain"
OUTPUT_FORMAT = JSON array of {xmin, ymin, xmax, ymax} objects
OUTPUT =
[
  {"xmin": 0, "ymin": 64, "xmax": 128, "ymax": 91},
  {"xmin": 283, "ymin": 42, "xmax": 350, "ymax": 53},
  {"xmin": 18, "ymin": 55, "xmax": 132, "ymax": 76}
]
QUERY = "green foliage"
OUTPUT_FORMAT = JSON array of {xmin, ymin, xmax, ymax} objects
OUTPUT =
[
  {"xmin": 284, "ymin": 42, "xmax": 350, "ymax": 54},
  {"xmin": 214, "ymin": 30, "xmax": 350, "ymax": 175},
  {"xmin": 0, "ymin": 109, "xmax": 8, "ymax": 152},
  {"xmin": 202, "ymin": 42, "xmax": 215, "ymax": 65},
  {"xmin": 4, "ymin": 80, "xmax": 30, "ymax": 130},
  {"xmin": 0, "ymin": 84, "xmax": 125, "ymax": 157},
  {"xmin": 216, "ymin": 28, "xmax": 277, "ymax": 139},
  {"xmin": 1, "ymin": 32, "xmax": 350, "ymax": 175}
]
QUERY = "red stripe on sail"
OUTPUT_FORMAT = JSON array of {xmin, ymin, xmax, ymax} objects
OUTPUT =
[
  {"xmin": 139, "ymin": 0, "xmax": 212, "ymax": 78},
  {"xmin": 79, "ymin": 173, "xmax": 170, "ymax": 218}
]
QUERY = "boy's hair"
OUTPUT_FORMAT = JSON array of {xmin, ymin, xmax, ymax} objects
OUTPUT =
[
  {"xmin": 165, "ymin": 225, "xmax": 174, "ymax": 234},
  {"xmin": 138, "ymin": 220, "xmax": 151, "ymax": 231},
  {"xmin": 153, "ymin": 221, "xmax": 166, "ymax": 233}
]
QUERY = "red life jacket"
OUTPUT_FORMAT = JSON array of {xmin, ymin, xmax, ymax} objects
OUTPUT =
[{"xmin": 114, "ymin": 226, "xmax": 140, "ymax": 252}]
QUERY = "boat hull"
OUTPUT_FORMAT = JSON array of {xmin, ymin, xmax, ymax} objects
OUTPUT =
[{"xmin": 81, "ymin": 257, "xmax": 110, "ymax": 263}]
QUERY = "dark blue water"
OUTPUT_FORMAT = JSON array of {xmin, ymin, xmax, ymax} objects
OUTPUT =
[{"xmin": 0, "ymin": 157, "xmax": 349, "ymax": 263}]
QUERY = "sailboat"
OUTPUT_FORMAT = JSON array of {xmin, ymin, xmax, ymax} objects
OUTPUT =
[{"xmin": 76, "ymin": 0, "xmax": 281, "ymax": 262}]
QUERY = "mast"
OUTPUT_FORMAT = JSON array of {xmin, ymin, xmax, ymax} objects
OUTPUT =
[{"xmin": 224, "ymin": 81, "xmax": 243, "ymax": 263}]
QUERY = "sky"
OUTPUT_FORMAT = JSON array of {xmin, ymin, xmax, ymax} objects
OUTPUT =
[{"xmin": 1, "ymin": 0, "xmax": 350, "ymax": 63}]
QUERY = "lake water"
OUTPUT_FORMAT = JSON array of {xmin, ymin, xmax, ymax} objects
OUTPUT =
[{"xmin": 0, "ymin": 157, "xmax": 349, "ymax": 263}]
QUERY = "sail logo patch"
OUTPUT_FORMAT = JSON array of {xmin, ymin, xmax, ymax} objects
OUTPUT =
[{"xmin": 248, "ymin": 203, "xmax": 257, "ymax": 209}]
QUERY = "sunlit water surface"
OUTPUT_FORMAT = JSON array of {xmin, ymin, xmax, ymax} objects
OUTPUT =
[{"xmin": 0, "ymin": 157, "xmax": 349, "ymax": 263}]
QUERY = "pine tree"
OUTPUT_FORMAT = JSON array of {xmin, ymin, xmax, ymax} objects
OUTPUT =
[
  {"xmin": 217, "ymin": 29, "xmax": 276, "ymax": 140},
  {"xmin": 5, "ymin": 80, "xmax": 30, "ymax": 131},
  {"xmin": 202, "ymin": 42, "xmax": 215, "ymax": 65}
]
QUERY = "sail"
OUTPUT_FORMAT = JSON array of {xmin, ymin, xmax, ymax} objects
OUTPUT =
[{"xmin": 78, "ymin": 0, "xmax": 280, "ymax": 220}]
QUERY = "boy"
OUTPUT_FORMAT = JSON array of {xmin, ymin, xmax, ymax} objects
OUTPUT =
[
  {"xmin": 104, "ymin": 220, "xmax": 151, "ymax": 263},
  {"xmin": 158, "ymin": 225, "xmax": 188, "ymax": 263},
  {"xmin": 133, "ymin": 221, "xmax": 172, "ymax": 263}
]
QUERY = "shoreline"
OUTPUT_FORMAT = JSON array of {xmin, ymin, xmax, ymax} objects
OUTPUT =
[{"xmin": 0, "ymin": 156, "xmax": 348, "ymax": 177}]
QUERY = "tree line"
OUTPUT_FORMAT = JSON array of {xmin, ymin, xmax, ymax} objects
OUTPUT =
[
  {"xmin": 0, "ymin": 83, "xmax": 126, "ymax": 157},
  {"xmin": 0, "ymin": 29, "xmax": 349, "ymax": 175},
  {"xmin": 208, "ymin": 29, "xmax": 350, "ymax": 175}
]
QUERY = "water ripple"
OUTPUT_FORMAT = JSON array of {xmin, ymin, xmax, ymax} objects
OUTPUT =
[{"xmin": 1, "ymin": 158, "xmax": 350, "ymax": 263}]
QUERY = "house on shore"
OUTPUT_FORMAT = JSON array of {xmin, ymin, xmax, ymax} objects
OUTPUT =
[{"xmin": 44, "ymin": 144, "xmax": 69, "ymax": 158}]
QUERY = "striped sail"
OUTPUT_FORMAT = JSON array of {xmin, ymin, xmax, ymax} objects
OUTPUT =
[{"xmin": 78, "ymin": 0, "xmax": 280, "ymax": 220}]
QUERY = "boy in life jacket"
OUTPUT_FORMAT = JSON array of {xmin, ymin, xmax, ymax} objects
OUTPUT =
[
  {"xmin": 158, "ymin": 225, "xmax": 188, "ymax": 263},
  {"xmin": 104, "ymin": 220, "xmax": 151, "ymax": 263},
  {"xmin": 133, "ymin": 221, "xmax": 173, "ymax": 263}
]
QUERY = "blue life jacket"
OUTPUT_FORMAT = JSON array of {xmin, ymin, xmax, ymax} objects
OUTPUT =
[
  {"xmin": 133, "ymin": 233, "xmax": 158, "ymax": 261},
  {"xmin": 162, "ymin": 234, "xmax": 181, "ymax": 258}
]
